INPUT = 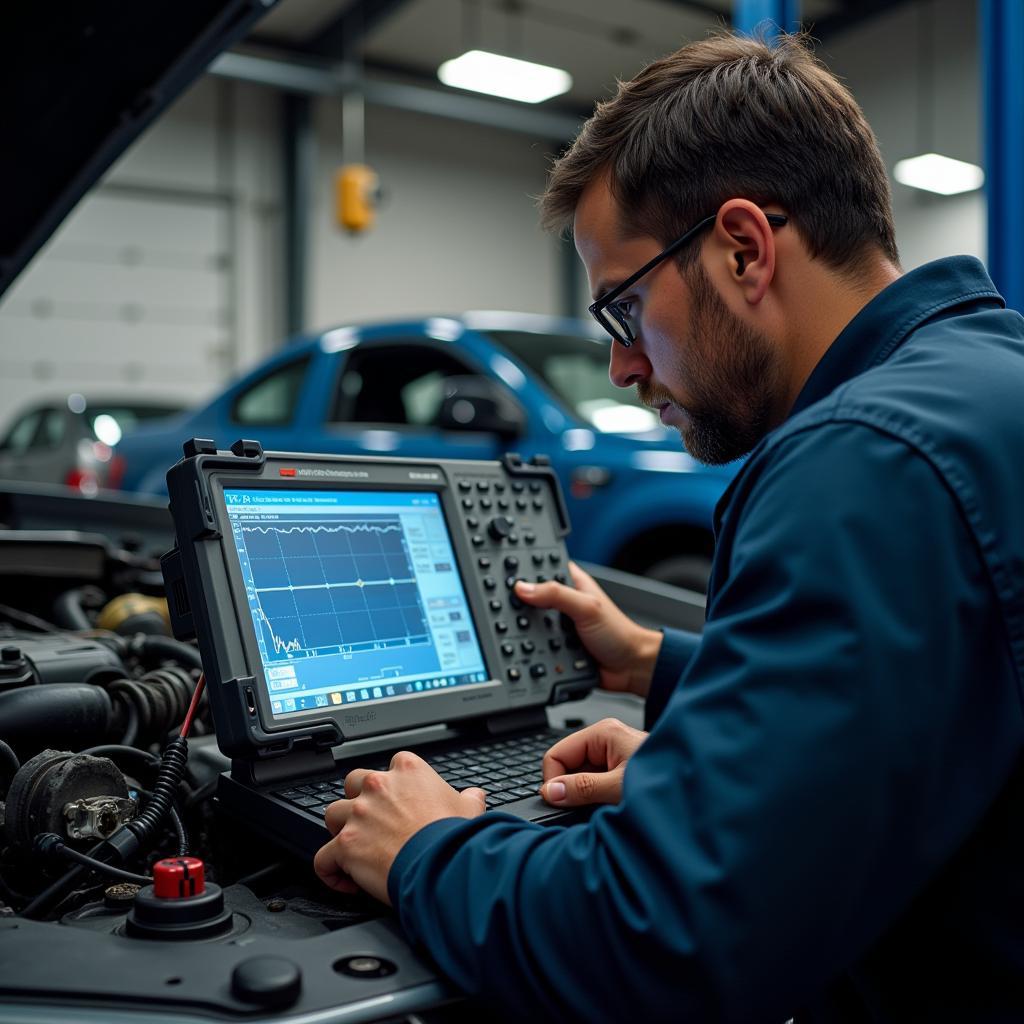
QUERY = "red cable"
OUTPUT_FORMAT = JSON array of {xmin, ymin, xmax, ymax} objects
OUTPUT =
[{"xmin": 180, "ymin": 672, "xmax": 206, "ymax": 739}]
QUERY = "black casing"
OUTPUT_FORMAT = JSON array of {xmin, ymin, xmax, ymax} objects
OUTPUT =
[{"xmin": 161, "ymin": 439, "xmax": 597, "ymax": 769}]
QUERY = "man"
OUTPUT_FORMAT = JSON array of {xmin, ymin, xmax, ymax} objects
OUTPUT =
[{"xmin": 314, "ymin": 32, "xmax": 1024, "ymax": 1022}]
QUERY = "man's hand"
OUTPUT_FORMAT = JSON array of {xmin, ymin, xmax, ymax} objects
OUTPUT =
[
  {"xmin": 313, "ymin": 752, "xmax": 486, "ymax": 903},
  {"xmin": 540, "ymin": 718, "xmax": 647, "ymax": 807},
  {"xmin": 514, "ymin": 562, "xmax": 663, "ymax": 697}
]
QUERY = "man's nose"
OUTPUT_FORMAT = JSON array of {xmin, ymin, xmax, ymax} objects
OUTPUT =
[{"xmin": 609, "ymin": 337, "xmax": 652, "ymax": 389}]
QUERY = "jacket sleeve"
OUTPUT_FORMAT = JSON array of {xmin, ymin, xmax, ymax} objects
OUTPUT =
[
  {"xmin": 644, "ymin": 627, "xmax": 702, "ymax": 728},
  {"xmin": 387, "ymin": 424, "xmax": 1022, "ymax": 1023}
]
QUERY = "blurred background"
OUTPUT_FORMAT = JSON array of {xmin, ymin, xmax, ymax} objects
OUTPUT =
[{"xmin": 0, "ymin": 0, "xmax": 996, "ymax": 587}]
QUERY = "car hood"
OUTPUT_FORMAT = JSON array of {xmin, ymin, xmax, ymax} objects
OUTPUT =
[{"xmin": 1, "ymin": 1, "xmax": 273, "ymax": 300}]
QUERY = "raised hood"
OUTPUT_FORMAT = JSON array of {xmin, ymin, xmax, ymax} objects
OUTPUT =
[{"xmin": 0, "ymin": 0, "xmax": 274, "ymax": 299}]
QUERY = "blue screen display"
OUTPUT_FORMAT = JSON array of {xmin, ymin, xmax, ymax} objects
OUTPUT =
[{"xmin": 223, "ymin": 488, "xmax": 489, "ymax": 718}]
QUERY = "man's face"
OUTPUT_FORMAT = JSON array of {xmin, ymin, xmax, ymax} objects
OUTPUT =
[{"xmin": 574, "ymin": 177, "xmax": 782, "ymax": 465}]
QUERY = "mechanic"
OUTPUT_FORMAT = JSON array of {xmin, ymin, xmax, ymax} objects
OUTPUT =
[{"xmin": 314, "ymin": 32, "xmax": 1024, "ymax": 1021}]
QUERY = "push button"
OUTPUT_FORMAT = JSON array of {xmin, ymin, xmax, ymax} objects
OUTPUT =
[
  {"xmin": 489, "ymin": 599, "xmax": 502, "ymax": 612},
  {"xmin": 529, "ymin": 481, "xmax": 543, "ymax": 493},
  {"xmin": 495, "ymin": 621, "xmax": 509, "ymax": 634},
  {"xmin": 530, "ymin": 664, "xmax": 547, "ymax": 679},
  {"xmin": 549, "ymin": 552, "xmax": 561, "ymax": 565},
  {"xmin": 532, "ymin": 498, "xmax": 544, "ymax": 511},
  {"xmin": 480, "ymin": 497, "xmax": 493, "ymax": 510},
  {"xmin": 508, "ymin": 668, "xmax": 521, "ymax": 681},
  {"xmin": 467, "ymin": 516, "xmax": 479, "ymax": 529},
  {"xmin": 512, "ymin": 481, "xmax": 525, "ymax": 493},
  {"xmin": 548, "ymin": 638, "xmax": 562, "ymax": 651},
  {"xmin": 532, "ymin": 553, "xmax": 544, "ymax": 567},
  {"xmin": 515, "ymin": 498, "xmax": 528, "ymax": 511},
  {"xmin": 478, "ymin": 556, "xmax": 491, "ymax": 569},
  {"xmin": 521, "ymin": 640, "xmax": 535, "ymax": 654},
  {"xmin": 462, "ymin": 498, "xmax": 474, "ymax": 510},
  {"xmin": 483, "ymin": 576, "xmax": 497, "ymax": 590},
  {"xmin": 504, "ymin": 555, "xmax": 519, "ymax": 571},
  {"xmin": 516, "ymin": 615, "xmax": 530, "ymax": 630},
  {"xmin": 458, "ymin": 481, "xmax": 472, "ymax": 492},
  {"xmin": 501, "ymin": 642, "xmax": 515, "ymax": 656},
  {"xmin": 476, "ymin": 481, "xmax": 490, "ymax": 492},
  {"xmin": 471, "ymin": 535, "xmax": 485, "ymax": 547}
]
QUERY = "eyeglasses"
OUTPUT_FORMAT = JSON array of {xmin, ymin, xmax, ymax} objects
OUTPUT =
[{"xmin": 588, "ymin": 211, "xmax": 789, "ymax": 347}]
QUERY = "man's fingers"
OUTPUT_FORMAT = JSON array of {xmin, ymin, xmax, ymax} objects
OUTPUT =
[
  {"xmin": 567, "ymin": 560, "xmax": 606, "ymax": 598},
  {"xmin": 540, "ymin": 768, "xmax": 623, "ymax": 808},
  {"xmin": 458, "ymin": 787, "xmax": 488, "ymax": 815},
  {"xmin": 541, "ymin": 718, "xmax": 624, "ymax": 780},
  {"xmin": 313, "ymin": 837, "xmax": 360, "ymax": 893},
  {"xmin": 344, "ymin": 768, "xmax": 373, "ymax": 798},
  {"xmin": 324, "ymin": 798, "xmax": 352, "ymax": 835},
  {"xmin": 513, "ymin": 576, "xmax": 600, "ymax": 626}
]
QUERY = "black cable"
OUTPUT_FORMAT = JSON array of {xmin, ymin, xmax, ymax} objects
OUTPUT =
[
  {"xmin": 46, "ymin": 840, "xmax": 152, "ymax": 886},
  {"xmin": 0, "ymin": 603, "xmax": 58, "ymax": 633},
  {"xmin": 52, "ymin": 588, "xmax": 96, "ymax": 631},
  {"xmin": 79, "ymin": 744, "xmax": 159, "ymax": 771},
  {"xmin": 20, "ymin": 863, "xmax": 87, "ymax": 919},
  {"xmin": 168, "ymin": 801, "xmax": 189, "ymax": 857}
]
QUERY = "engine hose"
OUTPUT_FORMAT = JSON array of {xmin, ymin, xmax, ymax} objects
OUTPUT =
[
  {"xmin": 127, "ymin": 634, "xmax": 203, "ymax": 672},
  {"xmin": 0, "ymin": 740, "xmax": 20, "ymax": 794},
  {"xmin": 108, "ymin": 667, "xmax": 196, "ymax": 745},
  {"xmin": 52, "ymin": 588, "xmax": 102, "ymax": 631}
]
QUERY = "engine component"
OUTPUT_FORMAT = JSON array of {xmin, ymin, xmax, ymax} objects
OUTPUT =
[
  {"xmin": 96, "ymin": 593, "xmax": 170, "ymax": 636},
  {"xmin": 0, "ymin": 646, "xmax": 33, "ymax": 691},
  {"xmin": 107, "ymin": 666, "xmax": 196, "ymax": 745},
  {"xmin": 0, "ymin": 633, "xmax": 126, "ymax": 688},
  {"xmin": 0, "ymin": 685, "xmax": 114, "ymax": 758},
  {"xmin": 125, "ymin": 857, "xmax": 234, "ymax": 940},
  {"xmin": 3, "ymin": 750, "xmax": 132, "ymax": 849},
  {"xmin": 63, "ymin": 796, "xmax": 137, "ymax": 842}
]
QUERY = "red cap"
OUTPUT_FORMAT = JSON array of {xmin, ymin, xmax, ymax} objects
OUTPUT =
[{"xmin": 153, "ymin": 857, "xmax": 206, "ymax": 899}]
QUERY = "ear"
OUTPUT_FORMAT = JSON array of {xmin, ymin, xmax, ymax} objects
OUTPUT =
[{"xmin": 709, "ymin": 199, "xmax": 778, "ymax": 307}]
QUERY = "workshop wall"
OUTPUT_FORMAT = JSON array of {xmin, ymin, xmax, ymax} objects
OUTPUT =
[
  {"xmin": 306, "ymin": 102, "xmax": 565, "ymax": 330},
  {"xmin": 0, "ymin": 78, "xmax": 284, "ymax": 414},
  {"xmin": 822, "ymin": 0, "xmax": 983, "ymax": 269}
]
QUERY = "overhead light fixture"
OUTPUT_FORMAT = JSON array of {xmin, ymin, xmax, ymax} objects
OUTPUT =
[
  {"xmin": 438, "ymin": 50, "xmax": 571, "ymax": 104},
  {"xmin": 893, "ymin": 153, "xmax": 985, "ymax": 196}
]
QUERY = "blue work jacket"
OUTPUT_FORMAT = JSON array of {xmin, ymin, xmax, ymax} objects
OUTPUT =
[{"xmin": 388, "ymin": 256, "xmax": 1024, "ymax": 1022}]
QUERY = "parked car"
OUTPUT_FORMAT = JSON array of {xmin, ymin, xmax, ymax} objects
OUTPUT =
[
  {"xmin": 0, "ymin": 394, "xmax": 186, "ymax": 494},
  {"xmin": 112, "ymin": 311, "xmax": 737, "ymax": 590}
]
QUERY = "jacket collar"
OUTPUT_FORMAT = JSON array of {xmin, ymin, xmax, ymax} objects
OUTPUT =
[{"xmin": 787, "ymin": 256, "xmax": 1004, "ymax": 420}]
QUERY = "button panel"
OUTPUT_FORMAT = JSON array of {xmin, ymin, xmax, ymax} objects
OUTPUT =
[{"xmin": 454, "ymin": 468, "xmax": 595, "ymax": 693}]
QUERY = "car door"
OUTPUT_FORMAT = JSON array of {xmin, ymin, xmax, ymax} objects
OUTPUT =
[{"xmin": 322, "ymin": 338, "xmax": 513, "ymax": 462}]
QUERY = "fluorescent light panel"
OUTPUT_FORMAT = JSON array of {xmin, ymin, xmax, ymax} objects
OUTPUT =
[
  {"xmin": 438, "ymin": 50, "xmax": 572, "ymax": 104},
  {"xmin": 893, "ymin": 153, "xmax": 985, "ymax": 195}
]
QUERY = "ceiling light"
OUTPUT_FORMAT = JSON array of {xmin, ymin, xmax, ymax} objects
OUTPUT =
[
  {"xmin": 893, "ymin": 153, "xmax": 985, "ymax": 195},
  {"xmin": 438, "ymin": 50, "xmax": 572, "ymax": 104}
]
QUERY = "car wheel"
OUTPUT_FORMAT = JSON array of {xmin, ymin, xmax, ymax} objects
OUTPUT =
[{"xmin": 646, "ymin": 554, "xmax": 712, "ymax": 594}]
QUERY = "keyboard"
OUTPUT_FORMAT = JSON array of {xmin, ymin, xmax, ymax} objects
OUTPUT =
[{"xmin": 273, "ymin": 729, "xmax": 563, "ymax": 817}]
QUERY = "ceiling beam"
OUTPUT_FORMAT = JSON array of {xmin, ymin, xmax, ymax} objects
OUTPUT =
[
  {"xmin": 210, "ymin": 50, "xmax": 583, "ymax": 141},
  {"xmin": 305, "ymin": 0, "xmax": 410, "ymax": 59}
]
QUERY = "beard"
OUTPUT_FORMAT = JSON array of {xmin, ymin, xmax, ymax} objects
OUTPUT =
[{"xmin": 637, "ymin": 263, "xmax": 781, "ymax": 465}]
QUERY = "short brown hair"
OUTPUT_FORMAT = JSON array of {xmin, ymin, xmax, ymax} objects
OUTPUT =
[{"xmin": 540, "ymin": 32, "xmax": 899, "ymax": 270}]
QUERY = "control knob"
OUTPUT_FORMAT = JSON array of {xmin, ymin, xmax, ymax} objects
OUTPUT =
[{"xmin": 487, "ymin": 516, "xmax": 515, "ymax": 540}]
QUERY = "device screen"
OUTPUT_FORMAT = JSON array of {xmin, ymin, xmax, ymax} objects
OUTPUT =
[{"xmin": 223, "ymin": 487, "xmax": 489, "ymax": 719}]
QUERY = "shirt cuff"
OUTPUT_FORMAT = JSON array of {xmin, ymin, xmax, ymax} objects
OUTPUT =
[
  {"xmin": 644, "ymin": 627, "xmax": 701, "ymax": 729},
  {"xmin": 387, "ymin": 817, "xmax": 469, "ymax": 911}
]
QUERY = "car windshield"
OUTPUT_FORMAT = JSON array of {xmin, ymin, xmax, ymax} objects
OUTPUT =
[{"xmin": 486, "ymin": 330, "xmax": 659, "ymax": 433}]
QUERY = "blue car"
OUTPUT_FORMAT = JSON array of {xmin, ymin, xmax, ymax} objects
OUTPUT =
[{"xmin": 112, "ymin": 311, "xmax": 736, "ymax": 590}]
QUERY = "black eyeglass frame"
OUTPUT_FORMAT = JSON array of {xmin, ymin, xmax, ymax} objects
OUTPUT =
[{"xmin": 588, "ymin": 211, "xmax": 789, "ymax": 347}]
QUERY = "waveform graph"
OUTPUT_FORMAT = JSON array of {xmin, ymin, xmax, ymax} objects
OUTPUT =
[{"xmin": 240, "ymin": 515, "xmax": 430, "ymax": 661}]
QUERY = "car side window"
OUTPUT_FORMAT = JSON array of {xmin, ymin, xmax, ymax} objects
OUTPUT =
[
  {"xmin": 232, "ymin": 356, "xmax": 311, "ymax": 426},
  {"xmin": 34, "ymin": 409, "xmax": 66, "ymax": 449},
  {"xmin": 0, "ymin": 410, "xmax": 44, "ymax": 454},
  {"xmin": 329, "ymin": 344, "xmax": 479, "ymax": 427}
]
